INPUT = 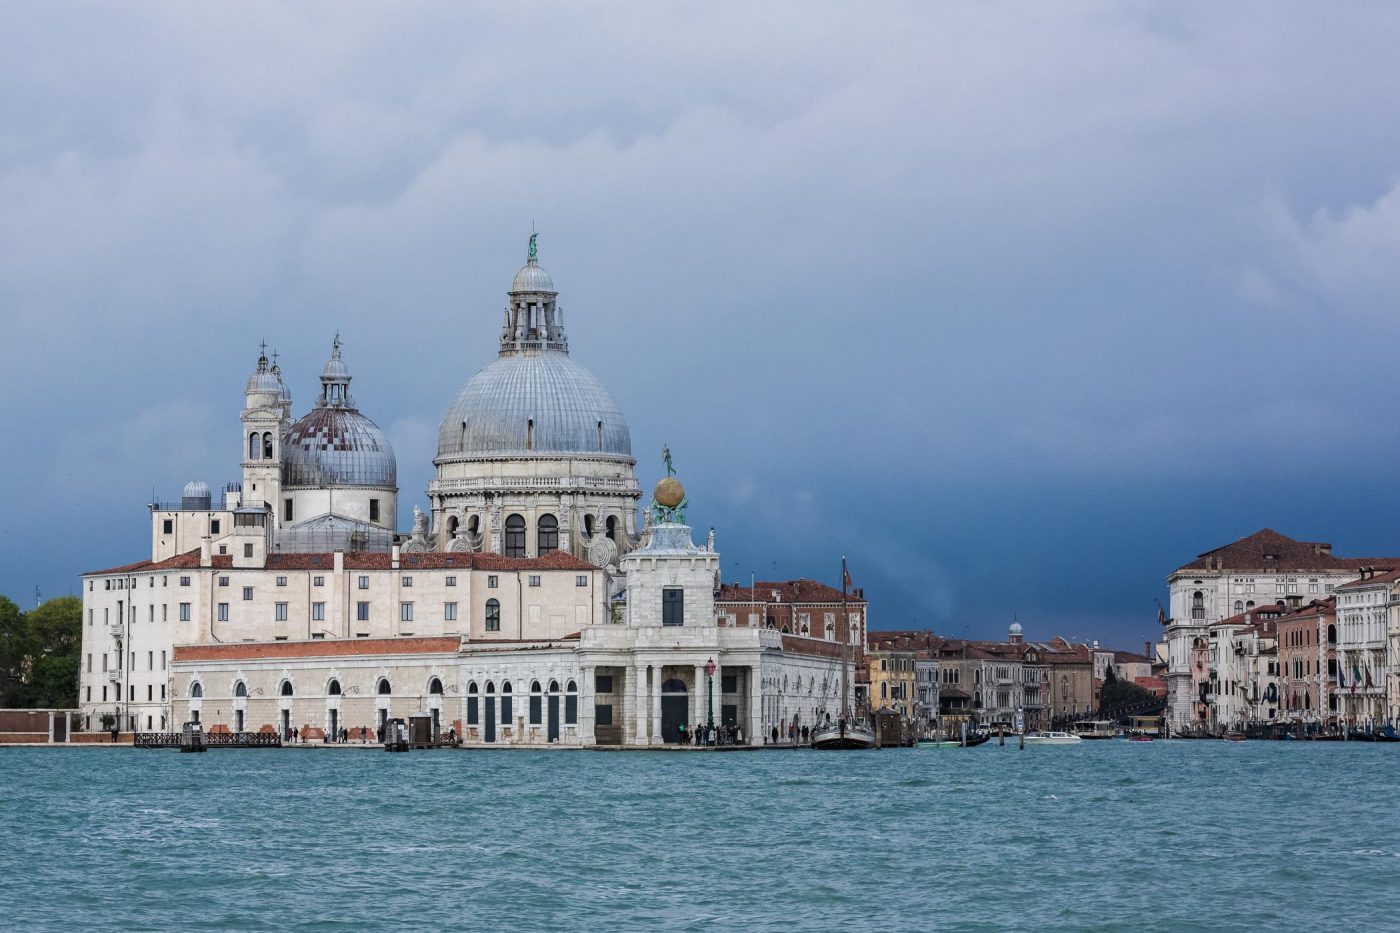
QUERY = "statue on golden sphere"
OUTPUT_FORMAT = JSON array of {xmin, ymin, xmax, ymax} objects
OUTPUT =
[{"xmin": 651, "ymin": 444, "xmax": 688, "ymax": 524}]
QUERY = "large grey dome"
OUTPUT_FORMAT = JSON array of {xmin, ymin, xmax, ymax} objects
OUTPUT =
[
  {"xmin": 283, "ymin": 407, "xmax": 397, "ymax": 488},
  {"xmin": 436, "ymin": 353, "xmax": 631, "ymax": 459}
]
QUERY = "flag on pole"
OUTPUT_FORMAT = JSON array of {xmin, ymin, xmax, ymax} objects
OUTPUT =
[
  {"xmin": 1365, "ymin": 666, "xmax": 1373, "ymax": 689},
  {"xmin": 843, "ymin": 563, "xmax": 853, "ymax": 591}
]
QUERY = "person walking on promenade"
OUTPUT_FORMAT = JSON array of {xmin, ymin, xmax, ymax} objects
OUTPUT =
[{"xmin": 771, "ymin": 725, "xmax": 779, "ymax": 745}]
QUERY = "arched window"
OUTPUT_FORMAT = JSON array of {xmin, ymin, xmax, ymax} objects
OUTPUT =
[
  {"xmin": 429, "ymin": 677, "xmax": 443, "ymax": 695},
  {"xmin": 467, "ymin": 515, "xmax": 480, "ymax": 538},
  {"xmin": 377, "ymin": 678, "xmax": 392, "ymax": 695},
  {"xmin": 1191, "ymin": 591, "xmax": 1205, "ymax": 620},
  {"xmin": 1245, "ymin": 601, "xmax": 1254, "ymax": 610},
  {"xmin": 548, "ymin": 680, "xmax": 560, "ymax": 693},
  {"xmin": 249, "ymin": 433, "xmax": 260, "ymax": 460},
  {"xmin": 1328, "ymin": 624, "xmax": 1337, "ymax": 644},
  {"xmin": 537, "ymin": 515, "xmax": 559, "ymax": 555},
  {"xmin": 327, "ymin": 679, "xmax": 341, "ymax": 696},
  {"xmin": 467, "ymin": 681, "xmax": 479, "ymax": 725},
  {"xmin": 190, "ymin": 682, "xmax": 203, "ymax": 698},
  {"xmin": 501, "ymin": 681, "xmax": 513, "ymax": 722},
  {"xmin": 280, "ymin": 681, "xmax": 293, "ymax": 697},
  {"xmin": 504, "ymin": 514, "xmax": 526, "ymax": 557},
  {"xmin": 446, "ymin": 516, "xmax": 459, "ymax": 540},
  {"xmin": 529, "ymin": 680, "xmax": 542, "ymax": 725},
  {"xmin": 234, "ymin": 681, "xmax": 247, "ymax": 698},
  {"xmin": 973, "ymin": 691, "xmax": 982, "ymax": 708},
  {"xmin": 565, "ymin": 679, "xmax": 578, "ymax": 725},
  {"xmin": 526, "ymin": 419, "xmax": 534, "ymax": 450},
  {"xmin": 485, "ymin": 680, "xmax": 495, "ymax": 694},
  {"xmin": 262, "ymin": 432, "xmax": 273, "ymax": 459},
  {"xmin": 485, "ymin": 598, "xmax": 501, "ymax": 633},
  {"xmin": 606, "ymin": 516, "xmax": 617, "ymax": 541},
  {"xmin": 597, "ymin": 420, "xmax": 604, "ymax": 450},
  {"xmin": 584, "ymin": 514, "xmax": 595, "ymax": 537},
  {"xmin": 1234, "ymin": 600, "xmax": 1243, "ymax": 612}
]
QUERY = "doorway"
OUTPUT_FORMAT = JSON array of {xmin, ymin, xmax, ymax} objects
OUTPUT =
[
  {"xmin": 547, "ymin": 694, "xmax": 560, "ymax": 742},
  {"xmin": 661, "ymin": 678, "xmax": 689, "ymax": 743},
  {"xmin": 485, "ymin": 697, "xmax": 497, "ymax": 743}
]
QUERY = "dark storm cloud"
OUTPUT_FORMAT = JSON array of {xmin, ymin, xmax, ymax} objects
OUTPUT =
[{"xmin": 4, "ymin": 3, "xmax": 1400, "ymax": 649}]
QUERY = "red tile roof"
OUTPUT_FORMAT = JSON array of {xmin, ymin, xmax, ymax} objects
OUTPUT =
[
  {"xmin": 87, "ymin": 548, "xmax": 594, "ymax": 577},
  {"xmin": 716, "ymin": 579, "xmax": 867, "ymax": 605},
  {"xmin": 1174, "ymin": 528, "xmax": 1400, "ymax": 574},
  {"xmin": 1333, "ymin": 567, "xmax": 1400, "ymax": 591}
]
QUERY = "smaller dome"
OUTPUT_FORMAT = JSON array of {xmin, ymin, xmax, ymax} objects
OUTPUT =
[
  {"xmin": 1009, "ymin": 619, "xmax": 1023, "ymax": 636},
  {"xmin": 246, "ymin": 353, "xmax": 281, "ymax": 396},
  {"xmin": 511, "ymin": 259, "xmax": 555, "ymax": 293},
  {"xmin": 655, "ymin": 476, "xmax": 685, "ymax": 508},
  {"xmin": 323, "ymin": 354, "xmax": 349, "ymax": 379},
  {"xmin": 271, "ymin": 363, "xmax": 292, "ymax": 404},
  {"xmin": 182, "ymin": 480, "xmax": 210, "ymax": 499}
]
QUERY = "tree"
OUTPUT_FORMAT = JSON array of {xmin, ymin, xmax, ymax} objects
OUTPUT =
[
  {"xmin": 0, "ymin": 596, "xmax": 27, "ymax": 707},
  {"xmin": 0, "ymin": 595, "xmax": 83, "ymax": 708}
]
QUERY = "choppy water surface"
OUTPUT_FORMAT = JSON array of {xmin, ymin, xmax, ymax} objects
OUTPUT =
[{"xmin": 1, "ymin": 741, "xmax": 1397, "ymax": 931}]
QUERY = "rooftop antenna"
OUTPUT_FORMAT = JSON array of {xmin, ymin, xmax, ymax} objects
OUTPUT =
[{"xmin": 34, "ymin": 585, "xmax": 41, "ymax": 608}]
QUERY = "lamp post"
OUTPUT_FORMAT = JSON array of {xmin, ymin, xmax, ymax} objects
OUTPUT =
[{"xmin": 705, "ymin": 657, "xmax": 716, "ymax": 734}]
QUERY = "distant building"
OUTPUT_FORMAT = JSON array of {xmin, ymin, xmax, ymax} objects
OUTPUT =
[
  {"xmin": 1276, "ymin": 597, "xmax": 1336, "ymax": 730},
  {"xmin": 1162, "ymin": 528, "xmax": 1399, "ymax": 733}
]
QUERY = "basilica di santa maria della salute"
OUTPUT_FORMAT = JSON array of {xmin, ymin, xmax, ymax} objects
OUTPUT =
[{"xmin": 77, "ymin": 239, "xmax": 866, "ymax": 747}]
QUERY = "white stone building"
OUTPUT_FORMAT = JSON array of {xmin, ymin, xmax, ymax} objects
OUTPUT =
[
  {"xmin": 1333, "ymin": 568, "xmax": 1398, "ymax": 729},
  {"xmin": 78, "ymin": 239, "xmax": 850, "ymax": 745}
]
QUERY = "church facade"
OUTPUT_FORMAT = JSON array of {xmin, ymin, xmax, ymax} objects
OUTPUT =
[{"xmin": 77, "ymin": 240, "xmax": 855, "ymax": 746}]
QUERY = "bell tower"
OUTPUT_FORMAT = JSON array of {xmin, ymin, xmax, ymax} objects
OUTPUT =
[{"xmin": 241, "ymin": 344, "xmax": 285, "ymax": 520}]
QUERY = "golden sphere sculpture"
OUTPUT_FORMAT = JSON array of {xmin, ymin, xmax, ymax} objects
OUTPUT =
[{"xmin": 654, "ymin": 476, "xmax": 685, "ymax": 508}]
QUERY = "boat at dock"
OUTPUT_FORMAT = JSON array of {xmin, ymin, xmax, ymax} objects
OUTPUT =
[
  {"xmin": 811, "ymin": 556, "xmax": 876, "ymax": 751},
  {"xmin": 811, "ymin": 717, "xmax": 877, "ymax": 750},
  {"xmin": 1023, "ymin": 731, "xmax": 1082, "ymax": 745},
  {"xmin": 1071, "ymin": 720, "xmax": 1118, "ymax": 740}
]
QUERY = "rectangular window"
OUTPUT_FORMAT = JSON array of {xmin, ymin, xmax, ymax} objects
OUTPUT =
[
  {"xmin": 400, "ymin": 602, "xmax": 413, "ymax": 622},
  {"xmin": 162, "ymin": 604, "xmax": 167, "ymax": 622},
  {"xmin": 311, "ymin": 632, "xmax": 324, "ymax": 639},
  {"xmin": 312, "ymin": 602, "xmax": 325, "ymax": 621},
  {"xmin": 596, "ymin": 675, "xmax": 614, "ymax": 693},
  {"xmin": 529, "ymin": 575, "xmax": 541, "ymax": 588},
  {"xmin": 369, "ymin": 499, "xmax": 380, "ymax": 522},
  {"xmin": 596, "ymin": 704, "xmax": 613, "ymax": 726},
  {"xmin": 163, "ymin": 519, "xmax": 173, "ymax": 534},
  {"xmin": 102, "ymin": 686, "xmax": 107, "ymax": 701},
  {"xmin": 178, "ymin": 603, "xmax": 191, "ymax": 622},
  {"xmin": 218, "ymin": 576, "xmax": 229, "ymax": 587},
  {"xmin": 275, "ymin": 602, "xmax": 288, "ymax": 622},
  {"xmin": 242, "ymin": 587, "xmax": 253, "ymax": 601},
  {"xmin": 662, "ymin": 588, "xmax": 684, "ymax": 626},
  {"xmin": 488, "ymin": 575, "xmax": 498, "ymax": 589},
  {"xmin": 148, "ymin": 605, "xmax": 153, "ymax": 622},
  {"xmin": 284, "ymin": 499, "xmax": 293, "ymax": 522},
  {"xmin": 721, "ymin": 674, "xmax": 737, "ymax": 693},
  {"xmin": 179, "ymin": 576, "xmax": 190, "ymax": 587},
  {"xmin": 161, "ymin": 684, "xmax": 166, "ymax": 700},
  {"xmin": 210, "ymin": 519, "xmax": 220, "ymax": 535},
  {"xmin": 467, "ymin": 696, "xmax": 479, "ymax": 725},
  {"xmin": 529, "ymin": 694, "xmax": 542, "ymax": 725},
  {"xmin": 444, "ymin": 602, "xmax": 458, "ymax": 622},
  {"xmin": 276, "ymin": 576, "xmax": 288, "ymax": 587},
  {"xmin": 358, "ymin": 576, "xmax": 369, "ymax": 590},
  {"xmin": 565, "ymin": 693, "xmax": 577, "ymax": 725},
  {"xmin": 161, "ymin": 650, "xmax": 166, "ymax": 670},
  {"xmin": 402, "ymin": 576, "xmax": 413, "ymax": 587},
  {"xmin": 147, "ymin": 685, "xmax": 153, "ymax": 702},
  {"xmin": 576, "ymin": 575, "xmax": 588, "ymax": 587},
  {"xmin": 218, "ymin": 603, "xmax": 228, "ymax": 622},
  {"xmin": 147, "ymin": 651, "xmax": 153, "ymax": 670},
  {"xmin": 357, "ymin": 602, "xmax": 370, "ymax": 622},
  {"xmin": 86, "ymin": 653, "xmax": 92, "ymax": 673},
  {"xmin": 86, "ymin": 686, "xmax": 91, "ymax": 701},
  {"xmin": 313, "ymin": 576, "xmax": 325, "ymax": 587},
  {"xmin": 243, "ymin": 543, "xmax": 253, "ymax": 558},
  {"xmin": 446, "ymin": 575, "xmax": 457, "ymax": 587}
]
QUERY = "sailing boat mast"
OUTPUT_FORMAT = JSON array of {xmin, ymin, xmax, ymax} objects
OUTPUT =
[{"xmin": 841, "ymin": 555, "xmax": 850, "ymax": 719}]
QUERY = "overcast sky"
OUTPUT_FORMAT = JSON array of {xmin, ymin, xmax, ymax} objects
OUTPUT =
[{"xmin": 4, "ymin": 3, "xmax": 1400, "ymax": 648}]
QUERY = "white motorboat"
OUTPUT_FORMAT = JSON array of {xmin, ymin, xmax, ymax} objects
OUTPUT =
[{"xmin": 1022, "ymin": 731, "xmax": 1083, "ymax": 745}]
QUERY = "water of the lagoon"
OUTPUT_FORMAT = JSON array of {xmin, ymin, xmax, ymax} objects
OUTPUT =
[{"xmin": 1, "ymin": 742, "xmax": 1396, "ymax": 931}]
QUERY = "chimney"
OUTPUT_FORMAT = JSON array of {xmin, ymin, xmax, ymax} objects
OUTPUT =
[
  {"xmin": 391, "ymin": 544, "xmax": 400, "ymax": 570},
  {"xmin": 333, "ymin": 549, "xmax": 344, "ymax": 573},
  {"xmin": 1144, "ymin": 641, "xmax": 1151, "ymax": 659},
  {"xmin": 199, "ymin": 537, "xmax": 211, "ymax": 568},
  {"xmin": 1286, "ymin": 594, "xmax": 1302, "ymax": 610}
]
